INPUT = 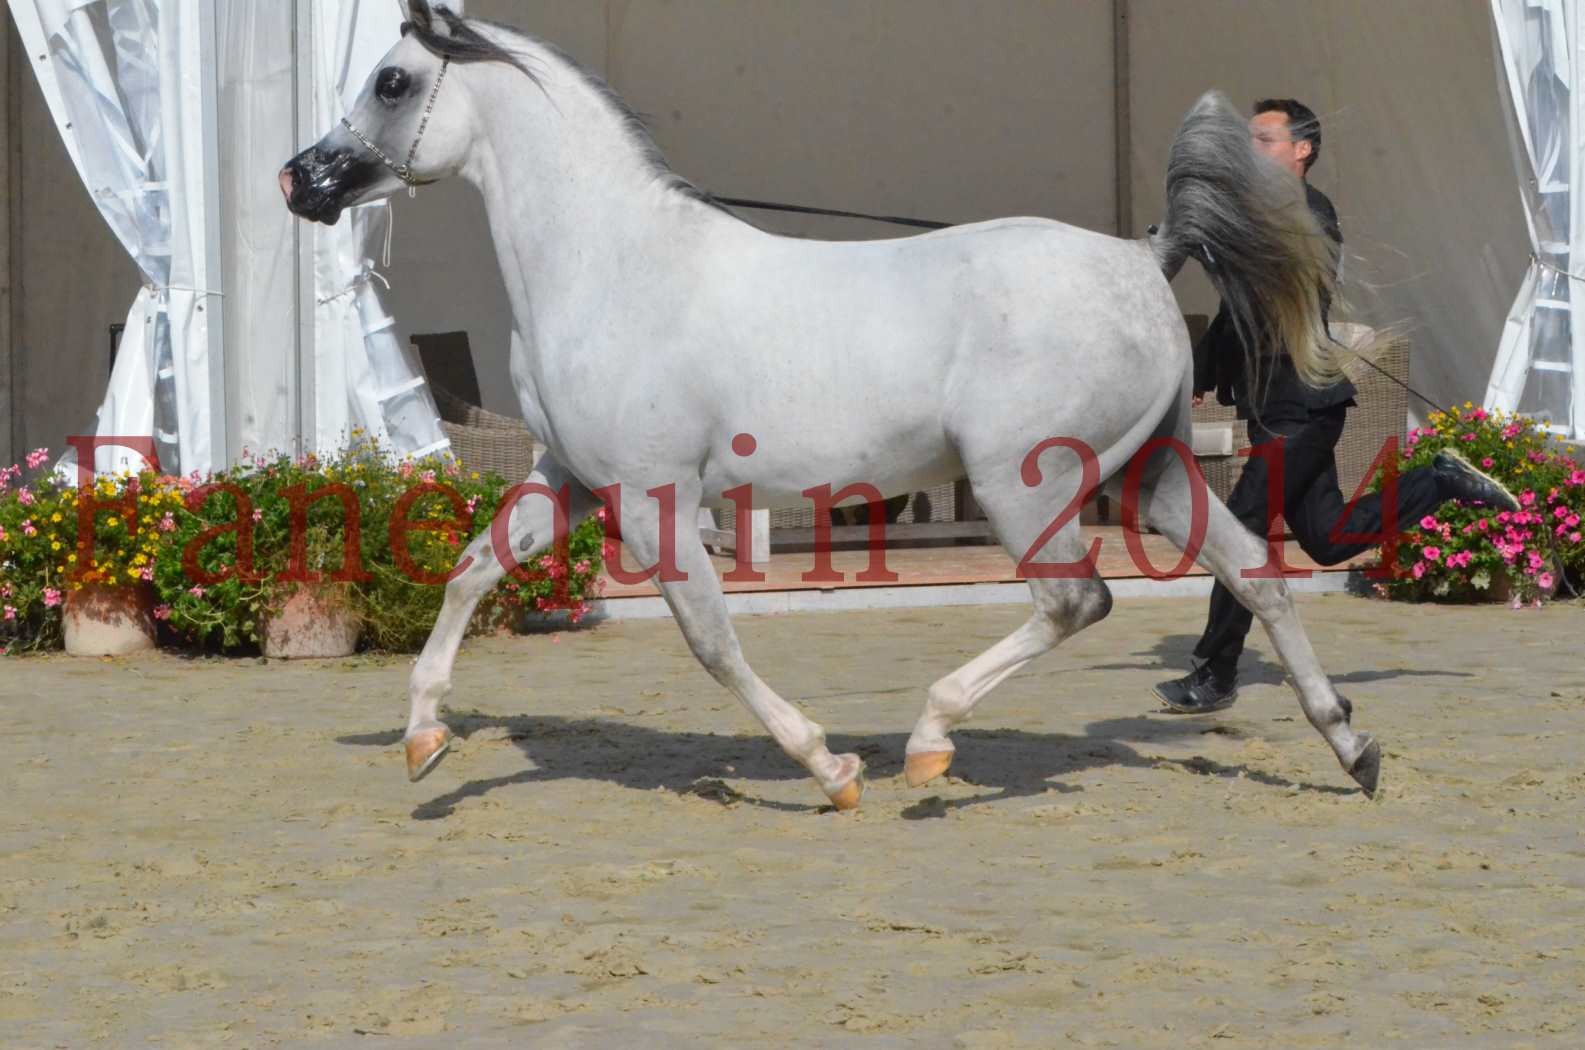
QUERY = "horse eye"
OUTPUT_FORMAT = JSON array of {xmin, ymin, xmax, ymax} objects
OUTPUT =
[{"xmin": 375, "ymin": 67, "xmax": 411, "ymax": 103}]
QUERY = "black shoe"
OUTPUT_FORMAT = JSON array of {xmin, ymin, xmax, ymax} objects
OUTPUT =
[
  {"xmin": 1433, "ymin": 451, "xmax": 1520, "ymax": 512},
  {"xmin": 1154, "ymin": 664, "xmax": 1239, "ymax": 714}
]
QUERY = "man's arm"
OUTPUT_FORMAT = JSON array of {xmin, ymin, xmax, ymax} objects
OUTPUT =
[{"xmin": 1193, "ymin": 305, "xmax": 1229, "ymax": 401}]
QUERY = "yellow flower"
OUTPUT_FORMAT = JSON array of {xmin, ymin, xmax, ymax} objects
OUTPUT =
[
  {"xmin": 107, "ymin": 517, "xmax": 119, "ymax": 527},
  {"xmin": 51, "ymin": 541, "xmax": 61, "ymax": 551},
  {"xmin": 68, "ymin": 554, "xmax": 77, "ymax": 563},
  {"xmin": 51, "ymin": 513, "xmax": 62, "ymax": 523}
]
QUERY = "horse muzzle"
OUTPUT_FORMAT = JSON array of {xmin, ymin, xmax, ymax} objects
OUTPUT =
[{"xmin": 279, "ymin": 146, "xmax": 369, "ymax": 226}]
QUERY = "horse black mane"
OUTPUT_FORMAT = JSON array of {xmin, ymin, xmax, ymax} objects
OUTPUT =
[{"xmin": 402, "ymin": 0, "xmax": 721, "ymax": 208}]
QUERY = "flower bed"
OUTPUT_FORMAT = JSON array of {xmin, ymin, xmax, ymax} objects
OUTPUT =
[
  {"xmin": 1375, "ymin": 405, "xmax": 1584, "ymax": 605},
  {"xmin": 0, "ymin": 440, "xmax": 605, "ymax": 656}
]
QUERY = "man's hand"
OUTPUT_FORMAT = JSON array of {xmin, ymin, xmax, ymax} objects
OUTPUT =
[{"xmin": 1191, "ymin": 394, "xmax": 1205, "ymax": 408}]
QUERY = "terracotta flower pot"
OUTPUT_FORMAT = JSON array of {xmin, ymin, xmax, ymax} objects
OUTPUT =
[
  {"xmin": 261, "ymin": 584, "xmax": 360, "ymax": 659},
  {"xmin": 63, "ymin": 583, "xmax": 156, "ymax": 657},
  {"xmin": 1486, "ymin": 566, "xmax": 1560, "ymax": 606}
]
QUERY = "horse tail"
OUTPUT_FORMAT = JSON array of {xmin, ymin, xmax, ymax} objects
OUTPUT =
[{"xmin": 1149, "ymin": 90, "xmax": 1343, "ymax": 391}]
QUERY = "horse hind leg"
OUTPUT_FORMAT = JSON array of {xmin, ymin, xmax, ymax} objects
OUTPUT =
[
  {"xmin": 905, "ymin": 486, "xmax": 1113, "ymax": 788},
  {"xmin": 1137, "ymin": 448, "xmax": 1380, "ymax": 795}
]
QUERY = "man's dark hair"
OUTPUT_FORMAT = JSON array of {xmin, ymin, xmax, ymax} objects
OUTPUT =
[{"xmin": 1253, "ymin": 97, "xmax": 1321, "ymax": 173}]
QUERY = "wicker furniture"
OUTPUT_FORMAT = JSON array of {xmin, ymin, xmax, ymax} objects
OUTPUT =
[{"xmin": 433, "ymin": 385, "xmax": 541, "ymax": 480}]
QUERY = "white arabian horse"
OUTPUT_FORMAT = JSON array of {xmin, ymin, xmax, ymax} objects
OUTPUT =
[{"xmin": 281, "ymin": 0, "xmax": 1380, "ymax": 809}]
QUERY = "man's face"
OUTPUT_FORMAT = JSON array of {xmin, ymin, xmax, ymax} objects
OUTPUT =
[{"xmin": 1250, "ymin": 110, "xmax": 1311, "ymax": 178}]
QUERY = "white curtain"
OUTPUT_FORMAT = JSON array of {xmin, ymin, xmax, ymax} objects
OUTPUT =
[
  {"xmin": 10, "ymin": 0, "xmax": 224, "ymax": 475},
  {"xmin": 1488, "ymin": 0, "xmax": 1585, "ymax": 439},
  {"xmin": 13, "ymin": 0, "xmax": 448, "ymax": 475},
  {"xmin": 306, "ymin": 0, "xmax": 448, "ymax": 459}
]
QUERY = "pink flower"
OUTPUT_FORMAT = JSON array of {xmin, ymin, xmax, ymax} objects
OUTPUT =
[
  {"xmin": 1411, "ymin": 561, "xmax": 1426, "ymax": 580},
  {"xmin": 1463, "ymin": 432, "xmax": 1479, "ymax": 442},
  {"xmin": 1419, "ymin": 515, "xmax": 1438, "ymax": 530},
  {"xmin": 0, "ymin": 525, "xmax": 7, "ymax": 542},
  {"xmin": 252, "ymin": 508, "xmax": 264, "ymax": 523},
  {"xmin": 139, "ymin": 566, "xmax": 154, "ymax": 582},
  {"xmin": 42, "ymin": 588, "xmax": 61, "ymax": 608},
  {"xmin": 157, "ymin": 512, "xmax": 176, "ymax": 533},
  {"xmin": 1470, "ymin": 408, "xmax": 1488, "ymax": 422},
  {"xmin": 1521, "ymin": 491, "xmax": 1536, "ymax": 507},
  {"xmin": 1572, "ymin": 532, "xmax": 1582, "ymax": 544},
  {"xmin": 2, "ymin": 605, "xmax": 14, "ymax": 621},
  {"xmin": 464, "ymin": 496, "xmax": 479, "ymax": 515},
  {"xmin": 398, "ymin": 461, "xmax": 415, "ymax": 479},
  {"xmin": 1539, "ymin": 572, "xmax": 1556, "ymax": 590},
  {"xmin": 21, "ymin": 520, "xmax": 36, "ymax": 538},
  {"xmin": 25, "ymin": 448, "xmax": 49, "ymax": 470},
  {"xmin": 1477, "ymin": 519, "xmax": 1490, "ymax": 533},
  {"xmin": 17, "ymin": 487, "xmax": 33, "ymax": 506},
  {"xmin": 153, "ymin": 604, "xmax": 172, "ymax": 621},
  {"xmin": 1569, "ymin": 514, "xmax": 1581, "ymax": 528},
  {"xmin": 1481, "ymin": 457, "xmax": 1495, "ymax": 469},
  {"xmin": 1423, "ymin": 546, "xmax": 1441, "ymax": 562},
  {"xmin": 0, "ymin": 584, "xmax": 10, "ymax": 599},
  {"xmin": 188, "ymin": 585, "xmax": 205, "ymax": 598},
  {"xmin": 420, "ymin": 470, "xmax": 436, "ymax": 484}
]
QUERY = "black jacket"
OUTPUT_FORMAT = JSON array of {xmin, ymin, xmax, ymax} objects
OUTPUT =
[{"xmin": 1192, "ymin": 182, "xmax": 1356, "ymax": 423}]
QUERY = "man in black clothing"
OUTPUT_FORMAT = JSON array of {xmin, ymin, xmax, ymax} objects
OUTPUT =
[{"xmin": 1155, "ymin": 98, "xmax": 1519, "ymax": 714}]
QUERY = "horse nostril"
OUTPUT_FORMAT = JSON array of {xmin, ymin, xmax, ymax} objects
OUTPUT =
[{"xmin": 278, "ymin": 166, "xmax": 296, "ymax": 201}]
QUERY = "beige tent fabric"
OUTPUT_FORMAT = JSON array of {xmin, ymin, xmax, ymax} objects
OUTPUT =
[{"xmin": 1129, "ymin": 0, "xmax": 1529, "ymax": 423}]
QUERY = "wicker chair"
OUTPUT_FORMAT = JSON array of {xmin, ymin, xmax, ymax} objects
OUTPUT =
[
  {"xmin": 433, "ymin": 385, "xmax": 541, "ymax": 481},
  {"xmin": 1192, "ymin": 322, "xmax": 1411, "ymax": 512}
]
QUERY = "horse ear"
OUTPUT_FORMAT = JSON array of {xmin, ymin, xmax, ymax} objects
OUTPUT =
[{"xmin": 401, "ymin": 0, "xmax": 431, "ymax": 31}]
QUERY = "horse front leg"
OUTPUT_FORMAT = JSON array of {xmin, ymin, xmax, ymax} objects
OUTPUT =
[
  {"xmin": 405, "ymin": 453, "xmax": 598, "ymax": 781},
  {"xmin": 621, "ymin": 487, "xmax": 867, "ymax": 810}
]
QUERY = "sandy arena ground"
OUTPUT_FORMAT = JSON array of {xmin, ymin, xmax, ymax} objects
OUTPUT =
[{"xmin": 3, "ymin": 594, "xmax": 1584, "ymax": 1047}]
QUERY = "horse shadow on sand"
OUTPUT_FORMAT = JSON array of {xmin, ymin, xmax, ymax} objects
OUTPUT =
[
  {"xmin": 339, "ymin": 701, "xmax": 1368, "ymax": 822},
  {"xmin": 1083, "ymin": 632, "xmax": 1476, "ymax": 688}
]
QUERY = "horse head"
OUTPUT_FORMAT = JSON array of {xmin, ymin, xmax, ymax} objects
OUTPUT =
[{"xmin": 279, "ymin": 1, "xmax": 498, "ymax": 224}]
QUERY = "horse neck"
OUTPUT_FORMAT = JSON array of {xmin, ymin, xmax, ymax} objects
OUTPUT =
[{"xmin": 459, "ymin": 58, "xmax": 730, "ymax": 331}]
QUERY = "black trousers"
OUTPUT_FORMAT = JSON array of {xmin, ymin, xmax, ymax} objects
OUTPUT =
[{"xmin": 1193, "ymin": 409, "xmax": 1444, "ymax": 677}]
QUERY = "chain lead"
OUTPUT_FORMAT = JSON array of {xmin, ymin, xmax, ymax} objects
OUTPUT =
[{"xmin": 341, "ymin": 56, "xmax": 451, "ymax": 195}]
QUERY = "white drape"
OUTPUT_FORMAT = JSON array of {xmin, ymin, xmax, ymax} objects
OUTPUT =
[
  {"xmin": 13, "ymin": 0, "xmax": 448, "ymax": 475},
  {"xmin": 1488, "ymin": 0, "xmax": 1585, "ymax": 439},
  {"xmin": 306, "ymin": 0, "xmax": 448, "ymax": 459},
  {"xmin": 10, "ymin": 0, "xmax": 223, "ymax": 475}
]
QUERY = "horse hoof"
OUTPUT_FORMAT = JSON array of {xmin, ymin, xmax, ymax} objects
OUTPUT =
[
  {"xmin": 904, "ymin": 750, "xmax": 953, "ymax": 788},
  {"xmin": 1345, "ymin": 734, "xmax": 1381, "ymax": 798},
  {"xmin": 405, "ymin": 724, "xmax": 452, "ymax": 783},
  {"xmin": 825, "ymin": 755, "xmax": 866, "ymax": 812}
]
